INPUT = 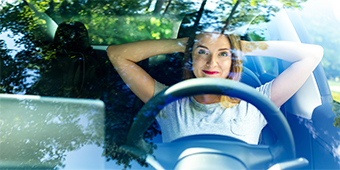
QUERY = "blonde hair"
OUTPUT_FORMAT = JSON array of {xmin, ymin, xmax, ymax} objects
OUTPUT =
[{"xmin": 182, "ymin": 33, "xmax": 243, "ymax": 108}]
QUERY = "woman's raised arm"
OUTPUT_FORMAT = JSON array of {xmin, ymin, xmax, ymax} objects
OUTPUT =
[
  {"xmin": 107, "ymin": 38, "xmax": 188, "ymax": 103},
  {"xmin": 241, "ymin": 41, "xmax": 324, "ymax": 107}
]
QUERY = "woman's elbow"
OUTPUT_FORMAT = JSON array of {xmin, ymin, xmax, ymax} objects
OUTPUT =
[
  {"xmin": 309, "ymin": 44, "xmax": 324, "ymax": 62},
  {"xmin": 106, "ymin": 45, "xmax": 120, "ymax": 65},
  {"xmin": 106, "ymin": 45, "xmax": 115, "ymax": 59},
  {"xmin": 315, "ymin": 45, "xmax": 324, "ymax": 62},
  {"xmin": 303, "ymin": 44, "xmax": 323, "ymax": 64}
]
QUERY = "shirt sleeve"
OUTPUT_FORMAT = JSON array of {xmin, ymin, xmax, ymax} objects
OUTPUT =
[
  {"xmin": 254, "ymin": 80, "xmax": 274, "ymax": 128},
  {"xmin": 255, "ymin": 80, "xmax": 273, "ymax": 99},
  {"xmin": 153, "ymin": 80, "xmax": 168, "ymax": 96}
]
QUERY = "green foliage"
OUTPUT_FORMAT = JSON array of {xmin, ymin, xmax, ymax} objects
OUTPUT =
[
  {"xmin": 88, "ymin": 16, "xmax": 174, "ymax": 45},
  {"xmin": 333, "ymin": 100, "xmax": 340, "ymax": 128},
  {"xmin": 278, "ymin": 0, "xmax": 308, "ymax": 9},
  {"xmin": 331, "ymin": 81, "xmax": 340, "ymax": 127},
  {"xmin": 39, "ymin": 0, "xmax": 190, "ymax": 45},
  {"xmin": 335, "ymin": 116, "xmax": 340, "ymax": 128},
  {"xmin": 0, "ymin": 40, "xmax": 31, "ymax": 93},
  {"xmin": 332, "ymin": 91, "xmax": 340, "ymax": 103}
]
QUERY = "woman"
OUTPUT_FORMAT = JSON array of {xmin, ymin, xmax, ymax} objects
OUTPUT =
[{"xmin": 106, "ymin": 32, "xmax": 323, "ymax": 144}]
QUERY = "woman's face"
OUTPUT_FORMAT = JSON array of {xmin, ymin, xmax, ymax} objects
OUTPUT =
[{"xmin": 192, "ymin": 33, "xmax": 232, "ymax": 79}]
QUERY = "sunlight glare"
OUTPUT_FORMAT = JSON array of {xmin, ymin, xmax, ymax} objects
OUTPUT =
[
  {"xmin": 331, "ymin": 0, "xmax": 340, "ymax": 23},
  {"xmin": 333, "ymin": 144, "xmax": 340, "ymax": 164}
]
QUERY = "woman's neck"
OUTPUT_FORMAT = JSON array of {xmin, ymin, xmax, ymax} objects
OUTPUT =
[{"xmin": 193, "ymin": 94, "xmax": 221, "ymax": 104}]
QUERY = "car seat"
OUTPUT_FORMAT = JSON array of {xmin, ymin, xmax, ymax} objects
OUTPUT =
[{"xmin": 47, "ymin": 21, "xmax": 103, "ymax": 98}]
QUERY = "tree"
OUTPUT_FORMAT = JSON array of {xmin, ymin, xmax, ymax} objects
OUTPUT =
[{"xmin": 0, "ymin": 40, "xmax": 30, "ymax": 93}]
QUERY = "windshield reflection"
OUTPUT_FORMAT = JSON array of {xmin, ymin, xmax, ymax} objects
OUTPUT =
[
  {"xmin": 1, "ymin": 0, "xmax": 339, "ymax": 169},
  {"xmin": 0, "ymin": 95, "xmax": 104, "ymax": 169}
]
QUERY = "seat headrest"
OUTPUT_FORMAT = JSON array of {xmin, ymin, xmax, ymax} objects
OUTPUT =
[
  {"xmin": 240, "ymin": 67, "xmax": 262, "ymax": 88},
  {"xmin": 52, "ymin": 21, "xmax": 90, "ymax": 52}
]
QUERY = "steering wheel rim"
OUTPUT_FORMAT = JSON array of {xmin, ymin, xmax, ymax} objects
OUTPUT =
[{"xmin": 125, "ymin": 78, "xmax": 295, "ymax": 165}]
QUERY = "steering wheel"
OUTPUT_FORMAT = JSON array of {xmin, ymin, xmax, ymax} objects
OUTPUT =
[{"xmin": 123, "ymin": 78, "xmax": 295, "ymax": 169}]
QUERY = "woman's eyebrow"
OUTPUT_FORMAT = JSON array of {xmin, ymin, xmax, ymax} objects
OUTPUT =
[
  {"xmin": 196, "ymin": 46, "xmax": 230, "ymax": 51},
  {"xmin": 196, "ymin": 45, "xmax": 208, "ymax": 49},
  {"xmin": 219, "ymin": 48, "xmax": 231, "ymax": 51}
]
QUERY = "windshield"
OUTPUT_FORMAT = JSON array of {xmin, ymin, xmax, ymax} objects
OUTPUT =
[{"xmin": 1, "ymin": 0, "xmax": 340, "ymax": 169}]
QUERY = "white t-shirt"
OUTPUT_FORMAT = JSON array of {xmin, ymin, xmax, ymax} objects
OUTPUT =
[{"xmin": 154, "ymin": 80, "xmax": 272, "ymax": 145}]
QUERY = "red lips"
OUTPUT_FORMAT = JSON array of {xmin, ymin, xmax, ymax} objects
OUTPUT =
[{"xmin": 203, "ymin": 70, "xmax": 219, "ymax": 75}]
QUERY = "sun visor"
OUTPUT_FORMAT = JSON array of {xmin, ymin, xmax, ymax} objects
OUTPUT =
[{"xmin": 25, "ymin": 0, "xmax": 58, "ymax": 43}]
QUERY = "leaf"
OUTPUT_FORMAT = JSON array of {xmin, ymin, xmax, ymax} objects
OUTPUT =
[{"xmin": 250, "ymin": 0, "xmax": 256, "ymax": 7}]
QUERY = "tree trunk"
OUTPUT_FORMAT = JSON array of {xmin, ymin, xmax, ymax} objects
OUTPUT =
[{"xmin": 153, "ymin": 0, "xmax": 165, "ymax": 15}]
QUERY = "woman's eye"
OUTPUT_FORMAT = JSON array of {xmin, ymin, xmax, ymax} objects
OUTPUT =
[
  {"xmin": 220, "ymin": 52, "xmax": 231, "ymax": 57},
  {"xmin": 198, "ymin": 50, "xmax": 207, "ymax": 55}
]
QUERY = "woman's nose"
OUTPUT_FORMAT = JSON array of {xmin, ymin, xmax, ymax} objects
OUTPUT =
[{"xmin": 207, "ymin": 54, "xmax": 218, "ymax": 67}]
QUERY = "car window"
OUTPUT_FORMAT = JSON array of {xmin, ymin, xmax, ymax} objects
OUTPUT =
[
  {"xmin": 297, "ymin": 0, "xmax": 340, "ymax": 124},
  {"xmin": 1, "ymin": 0, "xmax": 339, "ymax": 169},
  {"xmin": 247, "ymin": 23, "xmax": 279, "ymax": 77},
  {"xmin": 297, "ymin": 0, "xmax": 340, "ymax": 102}
]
